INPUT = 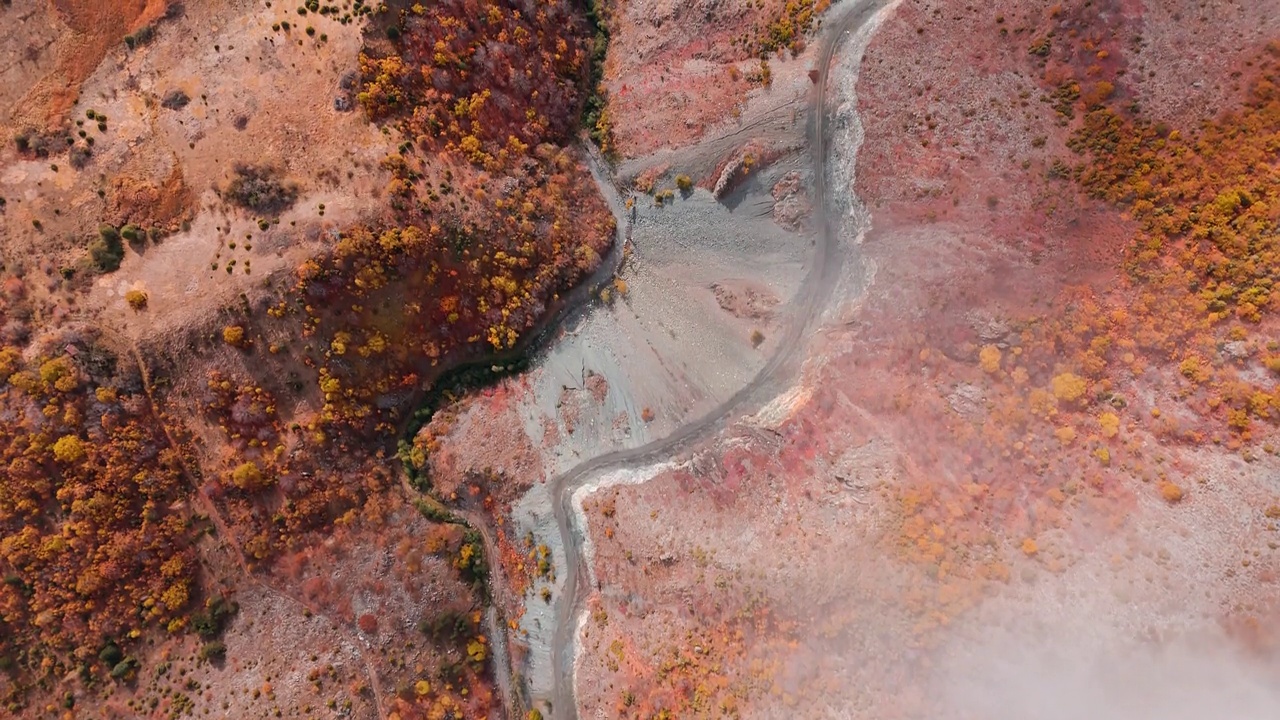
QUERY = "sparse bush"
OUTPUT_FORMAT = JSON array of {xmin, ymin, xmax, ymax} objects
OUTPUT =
[
  {"xmin": 125, "ymin": 290, "xmax": 148, "ymax": 310},
  {"xmin": 230, "ymin": 461, "xmax": 266, "ymax": 490},
  {"xmin": 675, "ymin": 174, "xmax": 693, "ymax": 194},
  {"xmin": 222, "ymin": 325, "xmax": 245, "ymax": 346},
  {"xmin": 979, "ymin": 344, "xmax": 1001, "ymax": 372},
  {"xmin": 124, "ymin": 25, "xmax": 154, "ymax": 50},
  {"xmin": 1050, "ymin": 372, "xmax": 1087, "ymax": 402},
  {"xmin": 160, "ymin": 89, "xmax": 190, "ymax": 110},
  {"xmin": 224, "ymin": 165, "xmax": 298, "ymax": 214},
  {"xmin": 15, "ymin": 130, "xmax": 54, "ymax": 158},
  {"xmin": 69, "ymin": 145, "xmax": 91, "ymax": 169},
  {"xmin": 191, "ymin": 595, "xmax": 239, "ymax": 639},
  {"xmin": 120, "ymin": 224, "xmax": 144, "ymax": 244},
  {"xmin": 1047, "ymin": 157, "xmax": 1072, "ymax": 180}
]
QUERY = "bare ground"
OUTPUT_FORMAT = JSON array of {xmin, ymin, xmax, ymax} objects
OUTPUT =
[{"xmin": 1, "ymin": 0, "xmax": 392, "ymax": 347}]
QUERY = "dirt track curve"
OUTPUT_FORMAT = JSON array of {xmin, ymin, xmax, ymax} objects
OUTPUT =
[{"xmin": 536, "ymin": 1, "xmax": 892, "ymax": 716}]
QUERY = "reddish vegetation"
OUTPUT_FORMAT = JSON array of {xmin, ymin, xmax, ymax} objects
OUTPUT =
[
  {"xmin": 875, "ymin": 4, "xmax": 1280, "ymax": 587},
  {"xmin": 359, "ymin": 0, "xmax": 593, "ymax": 160},
  {"xmin": 0, "ymin": 344, "xmax": 198, "ymax": 693},
  {"xmin": 271, "ymin": 493, "xmax": 500, "ymax": 720},
  {"xmin": 413, "ymin": 378, "xmax": 545, "ymax": 503},
  {"xmin": 1, "ymin": 0, "xmax": 615, "ymax": 713},
  {"xmin": 171, "ymin": 0, "xmax": 615, "ymax": 568},
  {"xmin": 838, "ymin": 0, "xmax": 1280, "ymax": 647}
]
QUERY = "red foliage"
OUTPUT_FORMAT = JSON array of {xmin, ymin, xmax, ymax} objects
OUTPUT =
[
  {"xmin": 359, "ymin": 0, "xmax": 592, "ymax": 156},
  {"xmin": 0, "ymin": 346, "xmax": 198, "ymax": 690}
]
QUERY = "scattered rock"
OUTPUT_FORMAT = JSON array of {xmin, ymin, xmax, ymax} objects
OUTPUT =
[
  {"xmin": 969, "ymin": 311, "xmax": 1012, "ymax": 344},
  {"xmin": 1221, "ymin": 340, "xmax": 1249, "ymax": 360},
  {"xmin": 711, "ymin": 281, "xmax": 778, "ymax": 320},
  {"xmin": 771, "ymin": 171, "xmax": 810, "ymax": 231},
  {"xmin": 586, "ymin": 371, "xmax": 608, "ymax": 404},
  {"xmin": 947, "ymin": 382, "xmax": 985, "ymax": 418}
]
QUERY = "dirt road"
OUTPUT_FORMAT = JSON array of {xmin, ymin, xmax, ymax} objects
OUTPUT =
[{"xmin": 540, "ymin": 1, "xmax": 892, "ymax": 716}]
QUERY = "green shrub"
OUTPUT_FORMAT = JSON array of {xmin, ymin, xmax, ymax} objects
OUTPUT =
[
  {"xmin": 109, "ymin": 658, "xmax": 136, "ymax": 680},
  {"xmin": 191, "ymin": 595, "xmax": 239, "ymax": 639},
  {"xmin": 124, "ymin": 25, "xmax": 154, "ymax": 50},
  {"xmin": 88, "ymin": 230, "xmax": 125, "ymax": 272},
  {"xmin": 198, "ymin": 641, "xmax": 226, "ymax": 661},
  {"xmin": 98, "ymin": 643, "xmax": 123, "ymax": 666}
]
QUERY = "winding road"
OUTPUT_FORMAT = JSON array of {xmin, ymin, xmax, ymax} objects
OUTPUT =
[{"xmin": 538, "ymin": 1, "xmax": 891, "ymax": 716}]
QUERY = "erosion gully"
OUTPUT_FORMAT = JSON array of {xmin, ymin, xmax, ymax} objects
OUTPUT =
[
  {"xmin": 394, "ymin": 2, "xmax": 890, "ymax": 716},
  {"xmin": 543, "ymin": 2, "xmax": 890, "ymax": 718}
]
